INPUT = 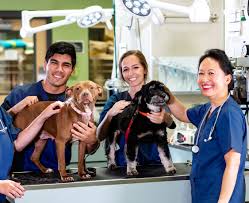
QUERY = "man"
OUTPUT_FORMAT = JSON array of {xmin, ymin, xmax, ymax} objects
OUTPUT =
[{"xmin": 2, "ymin": 41, "xmax": 98, "ymax": 172}]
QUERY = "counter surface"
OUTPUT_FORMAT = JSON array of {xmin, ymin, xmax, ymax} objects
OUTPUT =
[{"xmin": 11, "ymin": 163, "xmax": 191, "ymax": 190}]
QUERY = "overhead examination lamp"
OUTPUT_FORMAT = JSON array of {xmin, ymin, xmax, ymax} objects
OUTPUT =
[
  {"xmin": 20, "ymin": 6, "xmax": 113, "ymax": 38},
  {"xmin": 121, "ymin": 0, "xmax": 210, "ymax": 22}
]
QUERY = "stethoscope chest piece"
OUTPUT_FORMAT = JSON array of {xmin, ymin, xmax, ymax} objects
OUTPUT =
[{"xmin": 192, "ymin": 145, "xmax": 199, "ymax": 153}]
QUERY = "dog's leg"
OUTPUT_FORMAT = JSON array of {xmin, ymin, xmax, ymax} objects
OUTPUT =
[
  {"xmin": 31, "ymin": 139, "xmax": 53, "ymax": 173},
  {"xmin": 78, "ymin": 141, "xmax": 91, "ymax": 180},
  {"xmin": 157, "ymin": 145, "xmax": 176, "ymax": 175},
  {"xmin": 107, "ymin": 130, "xmax": 119, "ymax": 170},
  {"xmin": 126, "ymin": 141, "xmax": 139, "ymax": 176},
  {"xmin": 55, "ymin": 139, "xmax": 74, "ymax": 182}
]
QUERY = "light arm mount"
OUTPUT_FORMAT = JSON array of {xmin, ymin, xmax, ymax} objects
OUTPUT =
[
  {"xmin": 121, "ymin": 0, "xmax": 210, "ymax": 22},
  {"xmin": 20, "ymin": 6, "xmax": 113, "ymax": 38}
]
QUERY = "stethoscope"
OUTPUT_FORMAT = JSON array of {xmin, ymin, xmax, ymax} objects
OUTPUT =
[
  {"xmin": 191, "ymin": 94, "xmax": 230, "ymax": 154},
  {"xmin": 0, "ymin": 119, "xmax": 7, "ymax": 133}
]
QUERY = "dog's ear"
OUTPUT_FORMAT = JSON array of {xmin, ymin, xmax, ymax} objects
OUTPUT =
[
  {"xmin": 65, "ymin": 86, "xmax": 73, "ymax": 98},
  {"xmin": 96, "ymin": 84, "xmax": 103, "ymax": 97},
  {"xmin": 132, "ymin": 91, "xmax": 142, "ymax": 105}
]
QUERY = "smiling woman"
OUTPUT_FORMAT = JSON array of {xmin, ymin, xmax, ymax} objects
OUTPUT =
[
  {"xmin": 166, "ymin": 49, "xmax": 247, "ymax": 203},
  {"xmin": 97, "ymin": 49, "xmax": 175, "ymax": 169}
]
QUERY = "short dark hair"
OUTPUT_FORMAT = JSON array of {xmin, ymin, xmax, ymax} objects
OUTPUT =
[
  {"xmin": 198, "ymin": 49, "xmax": 234, "ymax": 91},
  {"xmin": 45, "ymin": 41, "xmax": 76, "ymax": 68},
  {"xmin": 118, "ymin": 50, "xmax": 148, "ymax": 81}
]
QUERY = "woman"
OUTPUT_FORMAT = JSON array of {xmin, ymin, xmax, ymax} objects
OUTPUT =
[
  {"xmin": 0, "ymin": 96, "xmax": 64, "ymax": 202},
  {"xmin": 166, "ymin": 49, "xmax": 246, "ymax": 203},
  {"xmin": 97, "ymin": 50, "xmax": 174, "ymax": 166}
]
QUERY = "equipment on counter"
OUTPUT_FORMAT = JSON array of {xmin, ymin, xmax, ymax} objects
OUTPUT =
[{"xmin": 232, "ymin": 58, "xmax": 249, "ymax": 108}]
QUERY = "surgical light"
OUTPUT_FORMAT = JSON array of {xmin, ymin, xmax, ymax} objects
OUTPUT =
[
  {"xmin": 123, "ymin": 0, "xmax": 151, "ymax": 17},
  {"xmin": 121, "ymin": 0, "xmax": 210, "ymax": 22},
  {"xmin": 20, "ymin": 6, "xmax": 113, "ymax": 38}
]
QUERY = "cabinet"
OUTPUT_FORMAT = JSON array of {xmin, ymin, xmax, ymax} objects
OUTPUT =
[
  {"xmin": 89, "ymin": 56, "xmax": 113, "ymax": 101},
  {"xmin": 88, "ymin": 23, "xmax": 114, "ymax": 101},
  {"xmin": 0, "ymin": 55, "xmax": 34, "ymax": 94}
]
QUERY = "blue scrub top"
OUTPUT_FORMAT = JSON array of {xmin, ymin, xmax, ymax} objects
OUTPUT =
[
  {"xmin": 0, "ymin": 107, "xmax": 20, "ymax": 202},
  {"xmin": 99, "ymin": 91, "xmax": 163, "ymax": 166},
  {"xmin": 1, "ymin": 80, "xmax": 72, "ymax": 172},
  {"xmin": 187, "ymin": 96, "xmax": 247, "ymax": 203}
]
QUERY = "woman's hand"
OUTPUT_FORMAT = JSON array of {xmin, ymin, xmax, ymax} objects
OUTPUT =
[
  {"xmin": 71, "ymin": 121, "xmax": 97, "ymax": 145},
  {"xmin": 0, "ymin": 180, "xmax": 25, "ymax": 199},
  {"xmin": 147, "ymin": 109, "xmax": 174, "ymax": 126},
  {"xmin": 40, "ymin": 101, "xmax": 64, "ymax": 121},
  {"xmin": 107, "ymin": 100, "xmax": 130, "ymax": 118},
  {"xmin": 8, "ymin": 96, "xmax": 39, "ymax": 115},
  {"xmin": 147, "ymin": 110, "xmax": 166, "ymax": 124}
]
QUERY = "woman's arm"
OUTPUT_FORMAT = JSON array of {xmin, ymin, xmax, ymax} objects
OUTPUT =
[
  {"xmin": 167, "ymin": 97, "xmax": 190, "ymax": 123},
  {"xmin": 97, "ymin": 100, "xmax": 130, "ymax": 141},
  {"xmin": 164, "ymin": 86, "xmax": 190, "ymax": 123},
  {"xmin": 14, "ymin": 101, "xmax": 64, "ymax": 151},
  {"xmin": 218, "ymin": 149, "xmax": 241, "ymax": 203},
  {"xmin": 7, "ymin": 96, "xmax": 38, "ymax": 115}
]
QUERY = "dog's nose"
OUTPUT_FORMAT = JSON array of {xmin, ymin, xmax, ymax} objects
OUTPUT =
[{"xmin": 82, "ymin": 92, "xmax": 89, "ymax": 97}]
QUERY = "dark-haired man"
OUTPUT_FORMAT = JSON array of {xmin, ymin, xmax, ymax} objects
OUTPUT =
[{"xmin": 2, "ymin": 41, "xmax": 98, "ymax": 172}]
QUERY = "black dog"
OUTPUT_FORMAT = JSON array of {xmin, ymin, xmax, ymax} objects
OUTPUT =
[{"xmin": 106, "ymin": 81, "xmax": 176, "ymax": 176}]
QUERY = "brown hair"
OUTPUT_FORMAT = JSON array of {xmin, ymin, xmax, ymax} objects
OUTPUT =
[{"xmin": 118, "ymin": 50, "xmax": 148, "ymax": 81}]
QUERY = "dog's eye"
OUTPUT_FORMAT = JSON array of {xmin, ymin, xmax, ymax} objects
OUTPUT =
[{"xmin": 90, "ymin": 86, "xmax": 94, "ymax": 90}]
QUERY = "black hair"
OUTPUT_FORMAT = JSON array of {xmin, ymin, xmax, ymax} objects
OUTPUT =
[
  {"xmin": 45, "ymin": 41, "xmax": 76, "ymax": 68},
  {"xmin": 198, "ymin": 49, "xmax": 234, "ymax": 91}
]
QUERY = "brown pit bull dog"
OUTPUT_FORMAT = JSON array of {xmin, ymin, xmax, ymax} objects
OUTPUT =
[{"xmin": 13, "ymin": 81, "xmax": 102, "ymax": 182}]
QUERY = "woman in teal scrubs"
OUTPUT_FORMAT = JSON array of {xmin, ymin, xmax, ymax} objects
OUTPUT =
[
  {"xmin": 166, "ymin": 49, "xmax": 246, "ymax": 203},
  {"xmin": 0, "ymin": 97, "xmax": 63, "ymax": 203}
]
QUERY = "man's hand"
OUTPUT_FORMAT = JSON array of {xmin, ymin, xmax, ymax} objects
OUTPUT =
[
  {"xmin": 71, "ymin": 121, "xmax": 99, "ymax": 154},
  {"xmin": 71, "ymin": 121, "xmax": 97, "ymax": 145},
  {"xmin": 0, "ymin": 180, "xmax": 25, "ymax": 199}
]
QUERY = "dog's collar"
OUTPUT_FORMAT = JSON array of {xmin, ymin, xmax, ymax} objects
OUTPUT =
[
  {"xmin": 138, "ymin": 111, "xmax": 147, "ymax": 117},
  {"xmin": 70, "ymin": 102, "xmax": 92, "ymax": 119}
]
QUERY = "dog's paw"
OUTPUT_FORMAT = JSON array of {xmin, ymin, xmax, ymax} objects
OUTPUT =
[
  {"xmin": 108, "ymin": 163, "xmax": 117, "ymax": 170},
  {"xmin": 127, "ymin": 169, "xmax": 139, "ymax": 176},
  {"xmin": 61, "ymin": 175, "xmax": 74, "ymax": 182},
  {"xmin": 45, "ymin": 168, "xmax": 54, "ymax": 173},
  {"xmin": 165, "ymin": 165, "xmax": 176, "ymax": 175},
  {"xmin": 80, "ymin": 173, "xmax": 91, "ymax": 180}
]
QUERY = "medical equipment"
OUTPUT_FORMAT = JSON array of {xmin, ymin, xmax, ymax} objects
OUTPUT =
[
  {"xmin": 121, "ymin": 0, "xmax": 210, "ymax": 22},
  {"xmin": 192, "ymin": 94, "xmax": 230, "ymax": 154},
  {"xmin": 20, "ymin": 6, "xmax": 113, "ymax": 38},
  {"xmin": 0, "ymin": 119, "xmax": 7, "ymax": 134}
]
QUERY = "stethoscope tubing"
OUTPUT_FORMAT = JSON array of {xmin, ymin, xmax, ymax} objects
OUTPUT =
[{"xmin": 192, "ymin": 94, "xmax": 230, "ymax": 153}]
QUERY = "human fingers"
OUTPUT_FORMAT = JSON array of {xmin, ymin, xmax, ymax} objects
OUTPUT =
[
  {"xmin": 109, "ymin": 101, "xmax": 130, "ymax": 117},
  {"xmin": 6, "ymin": 181, "xmax": 24, "ymax": 198},
  {"xmin": 26, "ymin": 96, "xmax": 39, "ymax": 106},
  {"xmin": 72, "ymin": 122, "xmax": 96, "ymax": 144},
  {"xmin": 49, "ymin": 101, "xmax": 64, "ymax": 113},
  {"xmin": 147, "ymin": 111, "xmax": 164, "ymax": 124},
  {"xmin": 10, "ymin": 185, "xmax": 24, "ymax": 198}
]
